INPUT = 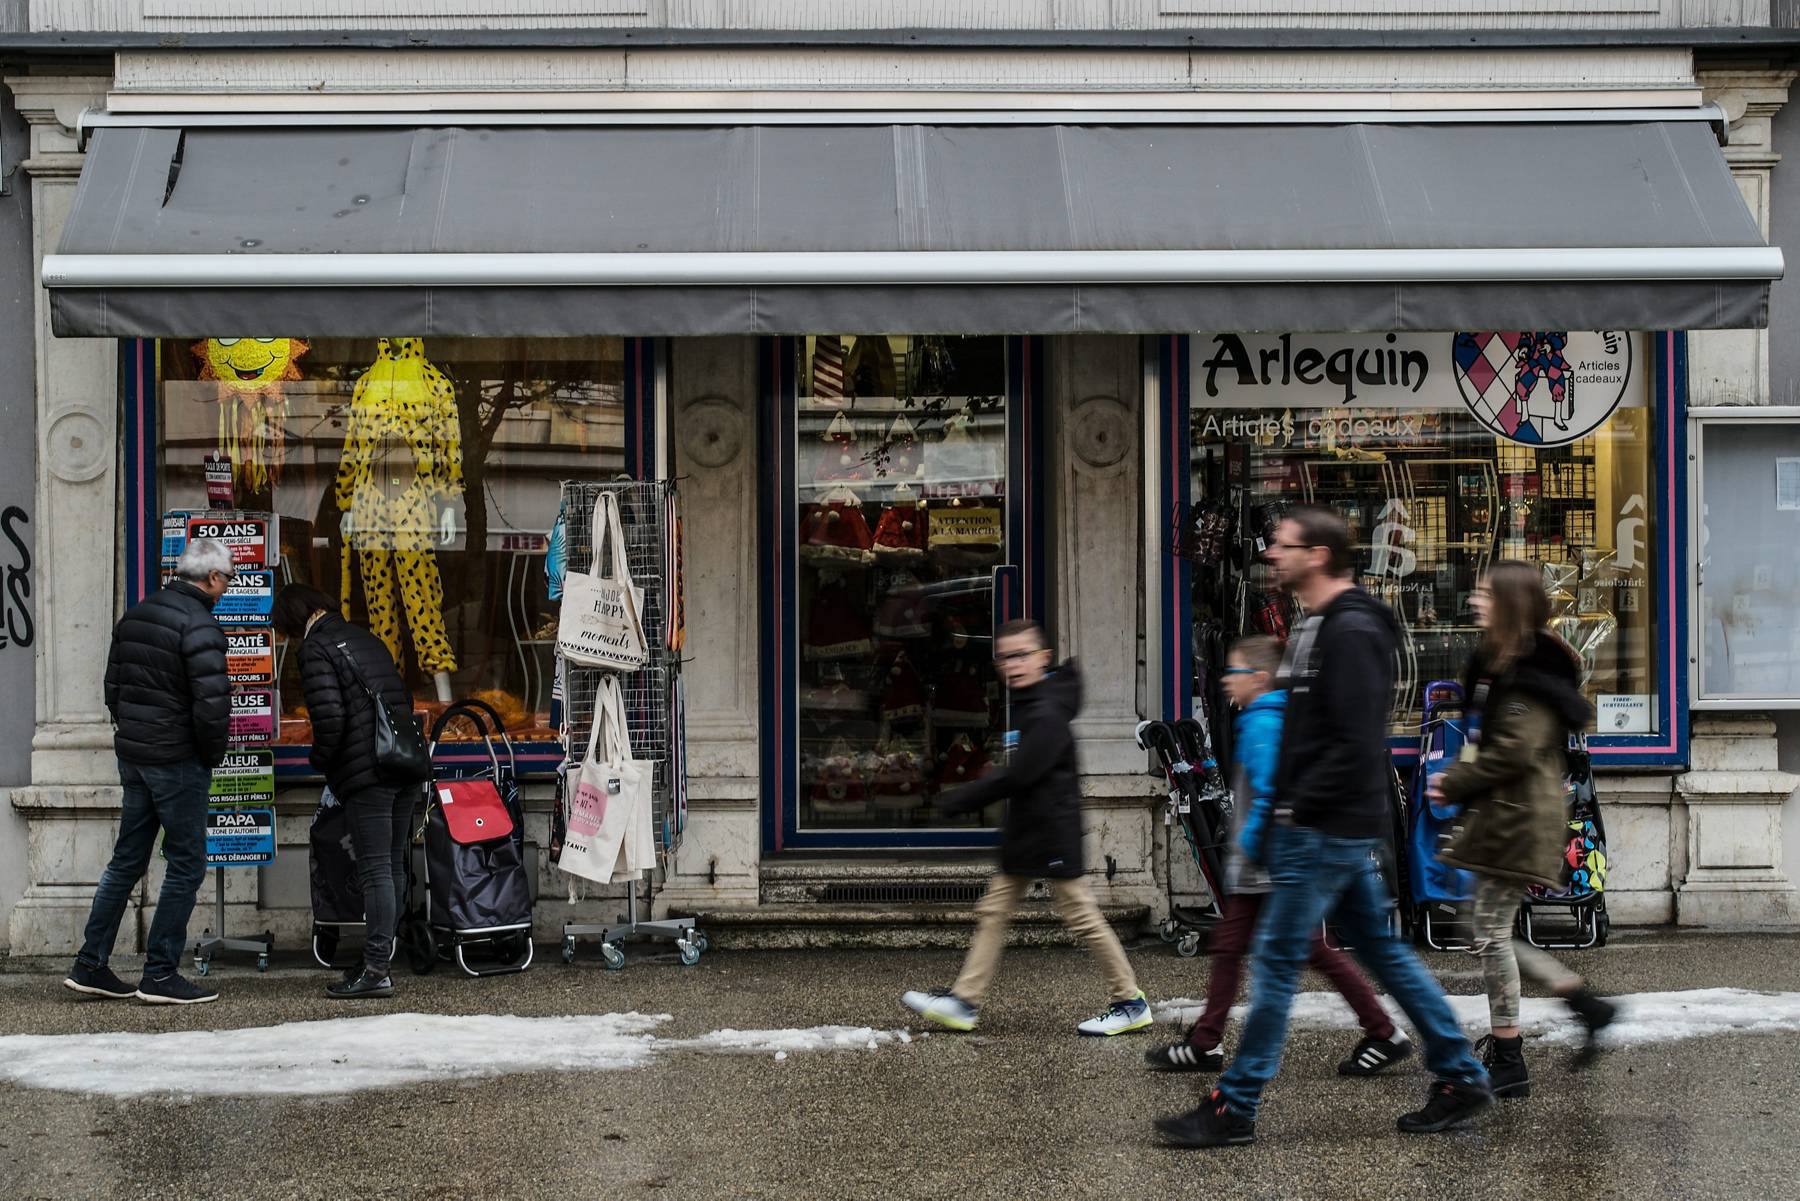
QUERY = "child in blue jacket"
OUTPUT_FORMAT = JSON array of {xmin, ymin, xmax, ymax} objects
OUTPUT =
[{"xmin": 1145, "ymin": 636, "xmax": 1406, "ymax": 1075}]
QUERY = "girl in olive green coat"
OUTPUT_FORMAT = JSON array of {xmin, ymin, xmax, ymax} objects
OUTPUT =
[{"xmin": 1429, "ymin": 561, "xmax": 1617, "ymax": 1099}]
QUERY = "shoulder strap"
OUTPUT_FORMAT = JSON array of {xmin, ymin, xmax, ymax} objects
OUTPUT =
[{"xmin": 330, "ymin": 638, "xmax": 381, "ymax": 702}]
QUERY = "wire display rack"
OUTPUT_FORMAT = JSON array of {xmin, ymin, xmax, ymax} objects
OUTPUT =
[{"xmin": 555, "ymin": 479, "xmax": 703, "ymax": 969}]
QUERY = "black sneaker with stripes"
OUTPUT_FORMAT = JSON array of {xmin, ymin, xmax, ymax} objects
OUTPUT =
[
  {"xmin": 1144, "ymin": 1041, "xmax": 1226, "ymax": 1073},
  {"xmin": 1337, "ymin": 1032, "xmax": 1414, "ymax": 1076}
]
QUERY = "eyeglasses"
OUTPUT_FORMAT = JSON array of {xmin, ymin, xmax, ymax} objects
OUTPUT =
[{"xmin": 1221, "ymin": 667, "xmax": 1258, "ymax": 677}]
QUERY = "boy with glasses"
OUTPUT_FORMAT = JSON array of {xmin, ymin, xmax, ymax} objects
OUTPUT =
[
  {"xmin": 1144, "ymin": 635, "xmax": 1406, "ymax": 1076},
  {"xmin": 902, "ymin": 619, "xmax": 1151, "ymax": 1037}
]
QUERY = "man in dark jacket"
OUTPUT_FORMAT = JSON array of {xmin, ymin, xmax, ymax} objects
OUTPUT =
[
  {"xmin": 901, "ymin": 620, "xmax": 1151, "ymax": 1037},
  {"xmin": 63, "ymin": 538, "xmax": 233, "ymax": 1005},
  {"xmin": 1156, "ymin": 506, "xmax": 1490, "ymax": 1149}
]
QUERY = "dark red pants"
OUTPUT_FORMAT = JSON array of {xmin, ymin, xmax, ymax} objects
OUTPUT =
[{"xmin": 1186, "ymin": 890, "xmax": 1395, "ymax": 1051}]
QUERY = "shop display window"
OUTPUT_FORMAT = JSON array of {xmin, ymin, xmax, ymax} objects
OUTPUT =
[
  {"xmin": 794, "ymin": 335, "xmax": 1010, "ymax": 829},
  {"xmin": 1186, "ymin": 331, "xmax": 1660, "ymax": 737},
  {"xmin": 155, "ymin": 336, "xmax": 625, "ymax": 747}
]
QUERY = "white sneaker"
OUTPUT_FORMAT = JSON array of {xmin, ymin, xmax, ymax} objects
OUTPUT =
[
  {"xmin": 1077, "ymin": 990, "xmax": 1154, "ymax": 1036},
  {"xmin": 901, "ymin": 988, "xmax": 979, "ymax": 1031}
]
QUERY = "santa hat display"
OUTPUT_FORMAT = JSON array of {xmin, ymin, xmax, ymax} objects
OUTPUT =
[
  {"xmin": 875, "ymin": 415, "xmax": 922, "ymax": 483},
  {"xmin": 872, "ymin": 733, "xmax": 928, "ymax": 812},
  {"xmin": 804, "ymin": 578, "xmax": 875, "ymax": 661},
  {"xmin": 877, "ymin": 649, "xmax": 928, "ymax": 723},
  {"xmin": 800, "ymin": 496, "xmax": 875, "ymax": 566},
  {"xmin": 810, "ymin": 741, "xmax": 868, "ymax": 818},
  {"xmin": 872, "ymin": 503, "xmax": 926, "ymax": 563},
  {"xmin": 800, "ymin": 661, "xmax": 870, "ymax": 715},
  {"xmin": 810, "ymin": 335, "xmax": 848, "ymax": 406},
  {"xmin": 932, "ymin": 664, "xmax": 992, "ymax": 729},
  {"xmin": 934, "ymin": 733, "xmax": 990, "ymax": 793},
  {"xmin": 873, "ymin": 571, "xmax": 930, "ymax": 640},
  {"xmin": 814, "ymin": 411, "xmax": 869, "ymax": 486}
]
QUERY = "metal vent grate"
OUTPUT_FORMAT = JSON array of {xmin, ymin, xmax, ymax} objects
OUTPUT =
[{"xmin": 816, "ymin": 882, "xmax": 990, "ymax": 906}]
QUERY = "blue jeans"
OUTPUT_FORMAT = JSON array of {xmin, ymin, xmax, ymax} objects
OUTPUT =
[
  {"xmin": 78, "ymin": 757, "xmax": 211, "ymax": 978},
  {"xmin": 1216, "ymin": 823, "xmax": 1487, "ymax": 1118}
]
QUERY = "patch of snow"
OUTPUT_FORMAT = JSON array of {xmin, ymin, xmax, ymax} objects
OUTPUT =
[
  {"xmin": 1153, "ymin": 988, "xmax": 1800, "ymax": 1049},
  {"xmin": 0, "ymin": 1013, "xmax": 905, "ymax": 1100}
]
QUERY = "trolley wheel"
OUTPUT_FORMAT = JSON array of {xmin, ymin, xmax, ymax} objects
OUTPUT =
[
  {"xmin": 1176, "ymin": 932, "xmax": 1203, "ymax": 959},
  {"xmin": 601, "ymin": 941, "xmax": 626, "ymax": 971},
  {"xmin": 676, "ymin": 940, "xmax": 701, "ymax": 967},
  {"xmin": 1594, "ymin": 911, "xmax": 1611, "ymax": 948},
  {"xmin": 196, "ymin": 957, "xmax": 211, "ymax": 976},
  {"xmin": 406, "ymin": 918, "xmax": 437, "ymax": 976},
  {"xmin": 690, "ymin": 932, "xmax": 710, "ymax": 954},
  {"xmin": 256, "ymin": 954, "xmax": 269, "ymax": 973},
  {"xmin": 313, "ymin": 925, "xmax": 340, "ymax": 968},
  {"xmin": 561, "ymin": 936, "xmax": 576, "ymax": 965},
  {"xmin": 1158, "ymin": 919, "xmax": 1180, "ymax": 944}
]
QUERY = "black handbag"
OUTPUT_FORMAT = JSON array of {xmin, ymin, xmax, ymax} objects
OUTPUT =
[{"xmin": 331, "ymin": 640, "xmax": 432, "ymax": 784}]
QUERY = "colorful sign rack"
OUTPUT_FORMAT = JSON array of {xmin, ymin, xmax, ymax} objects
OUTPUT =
[{"xmin": 166, "ymin": 507, "xmax": 280, "ymax": 875}]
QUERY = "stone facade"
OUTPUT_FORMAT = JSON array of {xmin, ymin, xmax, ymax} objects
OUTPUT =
[{"xmin": 5, "ymin": 35, "xmax": 1800, "ymax": 954}]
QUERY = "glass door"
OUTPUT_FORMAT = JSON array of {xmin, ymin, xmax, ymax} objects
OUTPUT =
[{"xmin": 782, "ymin": 334, "xmax": 1018, "ymax": 845}]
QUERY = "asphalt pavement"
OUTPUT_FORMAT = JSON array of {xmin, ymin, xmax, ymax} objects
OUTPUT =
[{"xmin": 2, "ymin": 928, "xmax": 1798, "ymax": 1201}]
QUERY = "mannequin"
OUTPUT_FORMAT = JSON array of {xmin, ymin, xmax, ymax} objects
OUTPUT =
[{"xmin": 335, "ymin": 337, "xmax": 461, "ymax": 702}]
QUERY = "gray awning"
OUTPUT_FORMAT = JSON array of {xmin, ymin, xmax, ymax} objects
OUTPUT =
[{"xmin": 45, "ymin": 111, "xmax": 1781, "ymax": 337}]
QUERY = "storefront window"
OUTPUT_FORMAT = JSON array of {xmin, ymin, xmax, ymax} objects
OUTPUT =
[
  {"xmin": 1186, "ymin": 331, "xmax": 1659, "ymax": 736},
  {"xmin": 794, "ymin": 335, "xmax": 1010, "ymax": 829},
  {"xmin": 156, "ymin": 336, "xmax": 625, "ymax": 747}
]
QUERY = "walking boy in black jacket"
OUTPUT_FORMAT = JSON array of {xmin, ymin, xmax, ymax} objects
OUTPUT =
[{"xmin": 901, "ymin": 620, "xmax": 1151, "ymax": 1037}]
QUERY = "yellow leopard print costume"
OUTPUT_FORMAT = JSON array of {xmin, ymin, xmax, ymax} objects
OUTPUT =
[{"xmin": 336, "ymin": 337, "xmax": 462, "ymax": 674}]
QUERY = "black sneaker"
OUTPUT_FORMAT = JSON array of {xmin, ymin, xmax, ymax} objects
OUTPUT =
[
  {"xmin": 1396, "ymin": 1078, "xmax": 1494, "ymax": 1134},
  {"xmin": 1476, "ymin": 1033, "xmax": 1530, "ymax": 1098},
  {"xmin": 63, "ymin": 962, "xmax": 137, "ymax": 1000},
  {"xmin": 1563, "ymin": 988, "xmax": 1617, "ymax": 1068},
  {"xmin": 1153, "ymin": 1089, "xmax": 1257, "ymax": 1149},
  {"xmin": 1338, "ymin": 1031, "xmax": 1414, "ymax": 1076},
  {"xmin": 135, "ymin": 972, "xmax": 219, "ymax": 1005},
  {"xmin": 1144, "ymin": 1042, "xmax": 1226, "ymax": 1073},
  {"xmin": 327, "ymin": 970, "xmax": 395, "ymax": 999}
]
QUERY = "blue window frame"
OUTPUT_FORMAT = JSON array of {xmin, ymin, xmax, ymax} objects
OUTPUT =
[
  {"xmin": 1155, "ymin": 331, "xmax": 1689, "ymax": 769},
  {"xmin": 760, "ymin": 335, "xmax": 1048, "ymax": 854}
]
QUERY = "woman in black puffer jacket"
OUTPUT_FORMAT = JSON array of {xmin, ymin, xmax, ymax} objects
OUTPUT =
[{"xmin": 274, "ymin": 584, "xmax": 416, "ymax": 999}]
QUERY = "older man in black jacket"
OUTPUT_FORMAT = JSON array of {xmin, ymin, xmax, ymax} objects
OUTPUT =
[
  {"xmin": 901, "ymin": 620, "xmax": 1151, "ymax": 1037},
  {"xmin": 64, "ymin": 538, "xmax": 233, "ymax": 1005}
]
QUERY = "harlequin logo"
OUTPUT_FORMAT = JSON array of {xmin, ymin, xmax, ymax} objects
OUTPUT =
[{"xmin": 1451, "ymin": 331, "xmax": 1633, "ymax": 446}]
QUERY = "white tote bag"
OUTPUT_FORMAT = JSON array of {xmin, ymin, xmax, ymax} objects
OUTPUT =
[
  {"xmin": 556, "ymin": 492, "xmax": 648, "ymax": 671},
  {"xmin": 560, "ymin": 676, "xmax": 655, "ymax": 886}
]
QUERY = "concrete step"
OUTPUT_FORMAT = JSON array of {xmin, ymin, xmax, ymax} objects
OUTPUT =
[{"xmin": 668, "ymin": 901, "xmax": 1151, "ymax": 951}]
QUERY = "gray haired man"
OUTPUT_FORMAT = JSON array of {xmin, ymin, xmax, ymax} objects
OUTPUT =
[{"xmin": 64, "ymin": 538, "xmax": 233, "ymax": 1004}]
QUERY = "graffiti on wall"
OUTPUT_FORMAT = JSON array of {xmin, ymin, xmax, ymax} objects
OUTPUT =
[{"xmin": 1, "ymin": 506, "xmax": 31, "ymax": 650}]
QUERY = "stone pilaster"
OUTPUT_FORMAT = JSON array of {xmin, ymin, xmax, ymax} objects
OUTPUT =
[
  {"xmin": 657, "ymin": 337, "xmax": 761, "ymax": 913},
  {"xmin": 1692, "ymin": 64, "xmax": 1797, "ymax": 407},
  {"xmin": 5, "ymin": 72, "xmax": 129, "ymax": 958},
  {"xmin": 1676, "ymin": 715, "xmax": 1799, "ymax": 925},
  {"xmin": 1050, "ymin": 335, "xmax": 1158, "ymax": 913}
]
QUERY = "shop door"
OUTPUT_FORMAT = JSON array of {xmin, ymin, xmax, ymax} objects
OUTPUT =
[{"xmin": 761, "ymin": 336, "xmax": 1044, "ymax": 852}]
